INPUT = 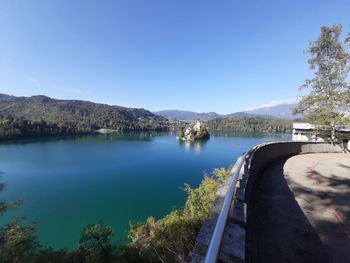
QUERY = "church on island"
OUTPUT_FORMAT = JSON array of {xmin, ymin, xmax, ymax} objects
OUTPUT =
[{"xmin": 177, "ymin": 120, "xmax": 210, "ymax": 141}]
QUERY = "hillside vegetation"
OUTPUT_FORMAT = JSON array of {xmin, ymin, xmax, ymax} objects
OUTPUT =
[
  {"xmin": 0, "ymin": 94, "xmax": 169, "ymax": 140},
  {"xmin": 206, "ymin": 116, "xmax": 292, "ymax": 133},
  {"xmin": 0, "ymin": 94, "xmax": 294, "ymax": 141}
]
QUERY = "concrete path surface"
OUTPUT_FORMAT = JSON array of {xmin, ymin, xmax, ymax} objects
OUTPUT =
[{"xmin": 251, "ymin": 153, "xmax": 350, "ymax": 263}]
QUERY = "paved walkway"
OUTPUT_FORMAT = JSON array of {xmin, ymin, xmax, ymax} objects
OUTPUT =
[{"xmin": 251, "ymin": 153, "xmax": 350, "ymax": 263}]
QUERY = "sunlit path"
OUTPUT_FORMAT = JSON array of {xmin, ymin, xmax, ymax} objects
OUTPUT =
[{"xmin": 252, "ymin": 153, "xmax": 350, "ymax": 263}]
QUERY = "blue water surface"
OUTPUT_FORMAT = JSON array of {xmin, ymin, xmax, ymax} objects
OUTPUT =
[{"xmin": 0, "ymin": 131, "xmax": 290, "ymax": 248}]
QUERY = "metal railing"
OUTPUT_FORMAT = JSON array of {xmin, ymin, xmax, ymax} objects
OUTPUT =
[
  {"xmin": 202, "ymin": 140, "xmax": 346, "ymax": 262},
  {"xmin": 203, "ymin": 150, "xmax": 250, "ymax": 263}
]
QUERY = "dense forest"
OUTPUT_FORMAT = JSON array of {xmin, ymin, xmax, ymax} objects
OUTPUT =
[
  {"xmin": 205, "ymin": 116, "xmax": 293, "ymax": 133},
  {"xmin": 0, "ymin": 94, "xmax": 170, "ymax": 140},
  {"xmin": 0, "ymin": 117, "xmax": 82, "ymax": 140}
]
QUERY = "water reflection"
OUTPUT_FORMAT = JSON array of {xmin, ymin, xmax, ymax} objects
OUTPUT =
[
  {"xmin": 95, "ymin": 131, "xmax": 170, "ymax": 142},
  {"xmin": 178, "ymin": 139, "xmax": 209, "ymax": 155},
  {"xmin": 0, "ymin": 131, "xmax": 172, "ymax": 145}
]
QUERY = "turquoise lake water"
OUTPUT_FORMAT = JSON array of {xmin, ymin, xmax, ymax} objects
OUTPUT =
[{"xmin": 0, "ymin": 131, "xmax": 290, "ymax": 249}]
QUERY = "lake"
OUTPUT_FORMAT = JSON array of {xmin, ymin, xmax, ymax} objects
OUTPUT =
[{"xmin": 0, "ymin": 131, "xmax": 291, "ymax": 249}]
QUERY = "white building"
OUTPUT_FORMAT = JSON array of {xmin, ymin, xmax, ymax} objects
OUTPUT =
[
  {"xmin": 193, "ymin": 120, "xmax": 201, "ymax": 132},
  {"xmin": 292, "ymin": 122, "xmax": 350, "ymax": 150},
  {"xmin": 292, "ymin": 123, "xmax": 322, "ymax": 141}
]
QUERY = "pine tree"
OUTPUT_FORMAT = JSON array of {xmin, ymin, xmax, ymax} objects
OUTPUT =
[{"xmin": 294, "ymin": 25, "xmax": 350, "ymax": 141}]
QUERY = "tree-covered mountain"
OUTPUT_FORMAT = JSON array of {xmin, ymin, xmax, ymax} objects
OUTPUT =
[
  {"xmin": 0, "ymin": 94, "xmax": 297, "ymax": 140},
  {"xmin": 0, "ymin": 94, "xmax": 169, "ymax": 140},
  {"xmin": 205, "ymin": 116, "xmax": 292, "ymax": 133},
  {"xmin": 0, "ymin": 93, "xmax": 18, "ymax": 103}
]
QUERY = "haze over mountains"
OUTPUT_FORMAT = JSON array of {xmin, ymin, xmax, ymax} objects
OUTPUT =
[
  {"xmin": 153, "ymin": 110, "xmax": 221, "ymax": 121},
  {"xmin": 154, "ymin": 102, "xmax": 299, "ymax": 121},
  {"xmin": 243, "ymin": 103, "xmax": 299, "ymax": 119}
]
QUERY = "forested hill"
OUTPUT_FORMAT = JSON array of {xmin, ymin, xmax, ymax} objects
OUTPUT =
[
  {"xmin": 205, "ymin": 116, "xmax": 292, "ymax": 133},
  {"xmin": 0, "ymin": 94, "xmax": 169, "ymax": 140}
]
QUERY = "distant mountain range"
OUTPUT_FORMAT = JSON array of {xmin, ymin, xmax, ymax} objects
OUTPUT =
[
  {"xmin": 243, "ymin": 103, "xmax": 299, "ymax": 119},
  {"xmin": 0, "ymin": 93, "xmax": 300, "ymax": 140},
  {"xmin": 153, "ymin": 110, "xmax": 221, "ymax": 121},
  {"xmin": 154, "ymin": 102, "xmax": 299, "ymax": 121}
]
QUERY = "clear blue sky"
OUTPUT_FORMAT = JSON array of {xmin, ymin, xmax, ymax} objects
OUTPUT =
[{"xmin": 0, "ymin": 0, "xmax": 349, "ymax": 114}]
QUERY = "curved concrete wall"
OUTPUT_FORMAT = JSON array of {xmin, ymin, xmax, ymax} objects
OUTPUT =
[
  {"xmin": 244, "ymin": 141, "xmax": 344, "ymax": 205},
  {"xmin": 242, "ymin": 142, "xmax": 344, "ymax": 263},
  {"xmin": 188, "ymin": 141, "xmax": 344, "ymax": 263}
]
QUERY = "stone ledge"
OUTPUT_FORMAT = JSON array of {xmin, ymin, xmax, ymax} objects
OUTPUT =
[
  {"xmin": 193, "ymin": 218, "xmax": 245, "ymax": 263},
  {"xmin": 230, "ymin": 200, "xmax": 247, "ymax": 228},
  {"xmin": 235, "ymin": 187, "xmax": 245, "ymax": 202},
  {"xmin": 220, "ymin": 222, "xmax": 245, "ymax": 263}
]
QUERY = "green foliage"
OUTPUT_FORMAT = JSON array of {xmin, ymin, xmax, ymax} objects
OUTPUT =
[
  {"xmin": 129, "ymin": 211, "xmax": 201, "ymax": 263},
  {"xmin": 0, "ymin": 176, "xmax": 39, "ymax": 263},
  {"xmin": 178, "ymin": 123, "xmax": 210, "ymax": 141},
  {"xmin": 77, "ymin": 222, "xmax": 114, "ymax": 263},
  {"xmin": 182, "ymin": 176, "xmax": 217, "ymax": 219},
  {"xmin": 193, "ymin": 129, "xmax": 210, "ymax": 140},
  {"xmin": 0, "ymin": 94, "xmax": 170, "ymax": 141},
  {"xmin": 0, "ymin": 198, "xmax": 22, "ymax": 217},
  {"xmin": 213, "ymin": 168, "xmax": 230, "ymax": 183},
  {"xmin": 294, "ymin": 25, "xmax": 350, "ymax": 141},
  {"xmin": 128, "ymin": 169, "xmax": 228, "ymax": 263},
  {"xmin": 0, "ymin": 218, "xmax": 39, "ymax": 262},
  {"xmin": 0, "ymin": 116, "xmax": 76, "ymax": 141},
  {"xmin": 113, "ymin": 245, "xmax": 146, "ymax": 263},
  {"xmin": 206, "ymin": 116, "xmax": 292, "ymax": 133},
  {"xmin": 27, "ymin": 248, "xmax": 77, "ymax": 263},
  {"xmin": 177, "ymin": 127, "xmax": 184, "ymax": 139}
]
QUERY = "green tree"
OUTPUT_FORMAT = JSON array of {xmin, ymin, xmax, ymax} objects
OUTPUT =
[
  {"xmin": 0, "ymin": 176, "xmax": 39, "ymax": 262},
  {"xmin": 177, "ymin": 127, "xmax": 184, "ymax": 139},
  {"xmin": 294, "ymin": 25, "xmax": 350, "ymax": 141},
  {"xmin": 128, "ymin": 168, "xmax": 230, "ymax": 263},
  {"xmin": 78, "ymin": 222, "xmax": 114, "ymax": 263},
  {"xmin": 0, "ymin": 218, "xmax": 39, "ymax": 262}
]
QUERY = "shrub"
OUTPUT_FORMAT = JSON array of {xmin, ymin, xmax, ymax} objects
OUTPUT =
[{"xmin": 128, "ymin": 168, "xmax": 229, "ymax": 262}]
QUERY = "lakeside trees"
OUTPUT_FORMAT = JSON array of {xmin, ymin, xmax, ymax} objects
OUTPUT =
[
  {"xmin": 0, "ymin": 115, "xmax": 292, "ymax": 142},
  {"xmin": 0, "ymin": 117, "xmax": 79, "ymax": 141},
  {"xmin": 0, "ymin": 94, "xmax": 170, "ymax": 141},
  {"xmin": 206, "ymin": 117, "xmax": 292, "ymax": 133},
  {"xmin": 128, "ymin": 168, "xmax": 230, "ymax": 262},
  {"xmin": 0, "ymin": 218, "xmax": 38, "ymax": 262},
  {"xmin": 294, "ymin": 25, "xmax": 350, "ymax": 141}
]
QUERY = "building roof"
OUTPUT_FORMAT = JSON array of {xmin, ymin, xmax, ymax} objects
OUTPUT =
[{"xmin": 293, "ymin": 122, "xmax": 350, "ymax": 133}]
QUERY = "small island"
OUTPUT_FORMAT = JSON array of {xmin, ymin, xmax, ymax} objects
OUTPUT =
[{"xmin": 177, "ymin": 120, "xmax": 210, "ymax": 141}]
